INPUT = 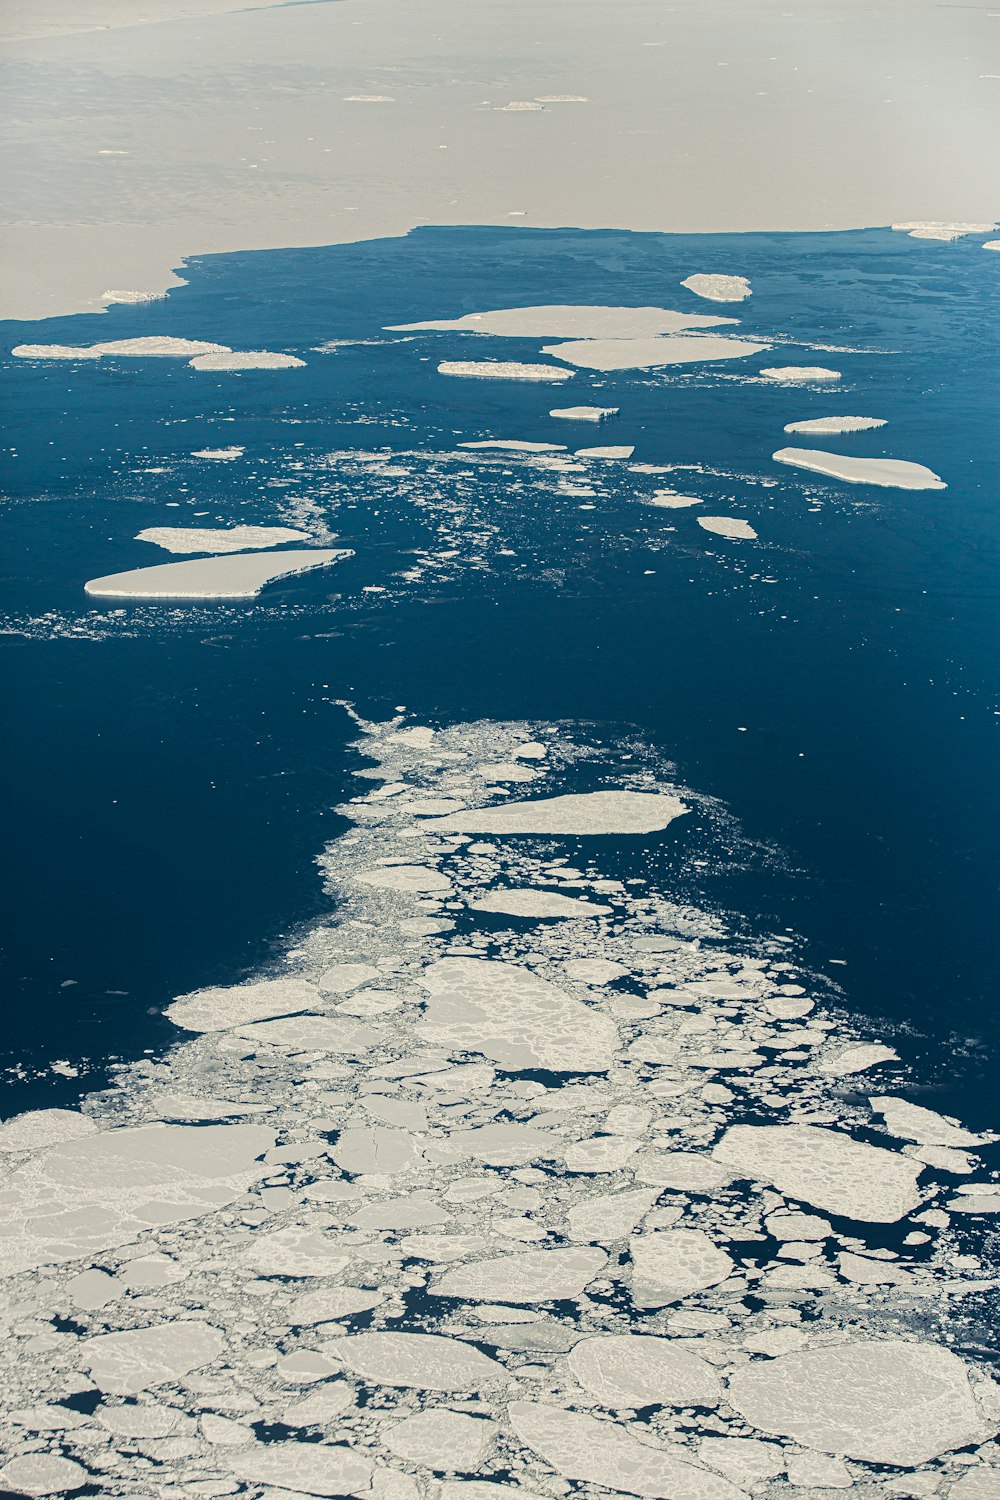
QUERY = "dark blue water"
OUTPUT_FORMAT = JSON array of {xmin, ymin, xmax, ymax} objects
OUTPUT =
[{"xmin": 1, "ymin": 226, "xmax": 997, "ymax": 1125}]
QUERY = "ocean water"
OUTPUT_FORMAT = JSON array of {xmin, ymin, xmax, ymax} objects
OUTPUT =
[{"xmin": 2, "ymin": 225, "xmax": 997, "ymax": 1118}]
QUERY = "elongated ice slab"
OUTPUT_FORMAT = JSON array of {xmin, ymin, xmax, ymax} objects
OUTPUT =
[
  {"xmin": 191, "ymin": 445, "xmax": 244, "ymax": 459},
  {"xmin": 167, "ymin": 975, "xmax": 320, "ymax": 1031},
  {"xmin": 727, "ymin": 1340, "xmax": 989, "ymax": 1464},
  {"xmin": 892, "ymin": 221, "xmax": 997, "ymax": 241},
  {"xmin": 773, "ymin": 446, "xmax": 946, "ymax": 489},
  {"xmin": 388, "ymin": 305, "xmax": 734, "ymax": 338},
  {"xmin": 14, "ymin": 336, "xmax": 229, "ymax": 360},
  {"xmin": 542, "ymin": 335, "xmax": 768, "ymax": 371},
  {"xmin": 427, "ymin": 789, "xmax": 688, "ymax": 835},
  {"xmin": 459, "ymin": 440, "xmax": 566, "ymax": 452},
  {"xmin": 84, "ymin": 547, "xmax": 351, "ymax": 598},
  {"xmin": 438, "ymin": 360, "xmax": 573, "ymax": 382},
  {"xmin": 712, "ymin": 1123, "xmax": 923, "ymax": 1222},
  {"xmin": 136, "ymin": 525, "xmax": 311, "ymax": 554},
  {"xmin": 681, "ymin": 274, "xmax": 752, "ymax": 302},
  {"xmin": 783, "ymin": 415, "xmax": 886, "ymax": 434},
  {"xmin": 698, "ymin": 516, "xmax": 757, "ymax": 539},
  {"xmin": 576, "ymin": 445, "xmax": 634, "ymax": 459},
  {"xmin": 550, "ymin": 405, "xmax": 619, "ymax": 421}
]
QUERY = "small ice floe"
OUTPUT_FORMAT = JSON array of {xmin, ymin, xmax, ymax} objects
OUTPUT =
[
  {"xmin": 892, "ymin": 221, "xmax": 997, "ymax": 241},
  {"xmin": 498, "ymin": 100, "xmax": 544, "ymax": 110},
  {"xmin": 433, "ymin": 1247, "xmax": 607, "ymax": 1303},
  {"xmin": 575, "ymin": 445, "xmax": 635, "ymax": 459},
  {"xmin": 566, "ymin": 1332, "xmax": 721, "ymax": 1408},
  {"xmin": 458, "ymin": 440, "xmax": 566, "ymax": 452},
  {"xmin": 438, "ymin": 360, "xmax": 573, "ymax": 382},
  {"xmin": 773, "ymin": 446, "xmax": 946, "ymax": 489},
  {"xmin": 648, "ymin": 489, "xmax": 702, "ymax": 508},
  {"xmin": 84, "ymin": 547, "xmax": 350, "ymax": 599},
  {"xmin": 759, "ymin": 364, "xmax": 841, "ymax": 383},
  {"xmin": 727, "ymin": 1340, "xmax": 990, "ymax": 1465},
  {"xmin": 425, "ymin": 788, "xmax": 688, "ymax": 834},
  {"xmin": 135, "ymin": 525, "xmax": 311, "ymax": 554},
  {"xmin": 681, "ymin": 273, "xmax": 752, "ymax": 302},
  {"xmin": 983, "ymin": 239, "xmax": 1000, "ymax": 251},
  {"xmin": 343, "ymin": 94, "xmax": 395, "ymax": 102},
  {"xmin": 468, "ymin": 888, "xmax": 612, "ymax": 919},
  {"xmin": 541, "ymin": 335, "xmax": 768, "ymax": 371},
  {"xmin": 535, "ymin": 94, "xmax": 589, "ymax": 102},
  {"xmin": 550, "ymin": 405, "xmax": 619, "ymax": 421},
  {"xmin": 190, "ymin": 445, "xmax": 244, "ymax": 459},
  {"xmin": 189, "ymin": 350, "xmax": 305, "ymax": 370},
  {"xmin": 324, "ymin": 1332, "xmax": 506, "ymax": 1389},
  {"xmin": 10, "ymin": 343, "xmax": 103, "ymax": 360},
  {"xmin": 698, "ymin": 516, "xmax": 757, "ymax": 539},
  {"xmin": 0, "ymin": 1455, "xmax": 89, "ymax": 1497},
  {"xmin": 101, "ymin": 289, "xmax": 165, "ymax": 305},
  {"xmin": 783, "ymin": 415, "xmax": 886, "ymax": 434},
  {"xmin": 389, "ymin": 305, "xmax": 736, "ymax": 337}
]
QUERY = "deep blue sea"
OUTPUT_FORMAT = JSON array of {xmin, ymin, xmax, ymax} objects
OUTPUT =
[{"xmin": 2, "ymin": 225, "xmax": 998, "ymax": 1128}]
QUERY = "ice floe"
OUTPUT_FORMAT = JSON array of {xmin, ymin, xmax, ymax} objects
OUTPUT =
[
  {"xmin": 189, "ymin": 350, "xmax": 306, "ymax": 370},
  {"xmin": 728, "ymin": 1340, "xmax": 992, "ymax": 1464},
  {"xmin": 698, "ymin": 516, "xmax": 757, "ymax": 539},
  {"xmin": 388, "ymin": 305, "xmax": 736, "ymax": 338},
  {"xmin": 681, "ymin": 274, "xmax": 752, "ymax": 302},
  {"xmin": 438, "ymin": 360, "xmax": 573, "ymax": 382},
  {"xmin": 712, "ymin": 1123, "xmax": 924, "ymax": 1221},
  {"xmin": 629, "ymin": 1227, "xmax": 734, "ymax": 1307},
  {"xmin": 567, "ymin": 1332, "xmax": 721, "ymax": 1407},
  {"xmin": 773, "ymin": 446, "xmax": 946, "ymax": 489},
  {"xmin": 760, "ymin": 365, "xmax": 841, "ymax": 383},
  {"xmin": 84, "ymin": 548, "xmax": 351, "ymax": 598},
  {"xmin": 435, "ymin": 1246, "xmax": 606, "ymax": 1302},
  {"xmin": 576, "ymin": 444, "xmax": 635, "ymax": 458},
  {"xmin": 14, "ymin": 336, "xmax": 228, "ymax": 360},
  {"xmin": 190, "ymin": 445, "xmax": 244, "ymax": 459},
  {"xmin": 324, "ymin": 1331, "xmax": 506, "ymax": 1389},
  {"xmin": 549, "ymin": 404, "xmax": 619, "ymax": 421},
  {"xmin": 468, "ymin": 888, "xmax": 612, "ymax": 918},
  {"xmin": 459, "ymin": 440, "xmax": 566, "ymax": 452},
  {"xmin": 135, "ymin": 525, "xmax": 311, "ymax": 554},
  {"xmin": 426, "ymin": 788, "xmax": 688, "ymax": 835},
  {"xmin": 542, "ymin": 335, "xmax": 768, "ymax": 371},
  {"xmin": 783, "ymin": 415, "xmax": 887, "ymax": 434}
]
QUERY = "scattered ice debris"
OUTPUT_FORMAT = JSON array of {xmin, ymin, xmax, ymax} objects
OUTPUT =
[
  {"xmin": 459, "ymin": 440, "xmax": 566, "ymax": 452},
  {"xmin": 712, "ymin": 1123, "xmax": 924, "ymax": 1221},
  {"xmin": 550, "ymin": 404, "xmax": 620, "ymax": 420},
  {"xmin": 727, "ymin": 1340, "xmax": 992, "ymax": 1464},
  {"xmin": 135, "ymin": 525, "xmax": 311, "ymax": 554},
  {"xmin": 575, "ymin": 444, "xmax": 635, "ymax": 459},
  {"xmin": 681, "ymin": 273, "xmax": 752, "ymax": 302},
  {"xmin": 760, "ymin": 365, "xmax": 842, "ymax": 383},
  {"xmin": 542, "ymin": 334, "xmax": 768, "ymax": 371},
  {"xmin": 190, "ymin": 445, "xmax": 244, "ymax": 459},
  {"xmin": 84, "ymin": 547, "xmax": 351, "ymax": 598},
  {"xmin": 773, "ymin": 446, "xmax": 946, "ymax": 489},
  {"xmin": 891, "ymin": 221, "xmax": 998, "ymax": 241},
  {"xmin": 783, "ymin": 415, "xmax": 887, "ymax": 434},
  {"xmin": 189, "ymin": 350, "xmax": 306, "ymax": 370},
  {"xmin": 438, "ymin": 360, "xmax": 573, "ymax": 382},
  {"xmin": 0, "ymin": 714, "xmax": 996, "ymax": 1498},
  {"xmin": 698, "ymin": 516, "xmax": 757, "ymax": 539},
  {"xmin": 388, "ymin": 305, "xmax": 736, "ymax": 337},
  {"xmin": 426, "ymin": 788, "xmax": 688, "ymax": 834}
]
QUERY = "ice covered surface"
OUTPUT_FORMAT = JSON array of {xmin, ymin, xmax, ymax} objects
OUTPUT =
[
  {"xmin": 681, "ymin": 274, "xmax": 752, "ymax": 302},
  {"xmin": 136, "ymin": 525, "xmax": 311, "ymax": 553},
  {"xmin": 0, "ymin": 715, "xmax": 996, "ymax": 1498},
  {"xmin": 84, "ymin": 547, "xmax": 351, "ymax": 598},
  {"xmin": 783, "ymin": 415, "xmax": 887, "ymax": 434},
  {"xmin": 541, "ymin": 334, "xmax": 768, "ymax": 370},
  {"xmin": 773, "ymin": 446, "xmax": 946, "ymax": 489},
  {"xmin": 438, "ymin": 360, "xmax": 573, "ymax": 382}
]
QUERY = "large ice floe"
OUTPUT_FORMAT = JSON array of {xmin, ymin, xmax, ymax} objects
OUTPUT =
[
  {"xmin": 136, "ymin": 526, "xmax": 312, "ymax": 554},
  {"xmin": 773, "ymin": 447, "xmax": 947, "ymax": 490},
  {"xmin": 681, "ymin": 274, "xmax": 752, "ymax": 303},
  {"xmin": 0, "ymin": 711, "xmax": 998, "ymax": 1499},
  {"xmin": 84, "ymin": 548, "xmax": 352, "ymax": 599}
]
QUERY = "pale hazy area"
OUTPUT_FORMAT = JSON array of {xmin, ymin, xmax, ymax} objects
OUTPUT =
[{"xmin": 1, "ymin": 0, "xmax": 999, "ymax": 320}]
